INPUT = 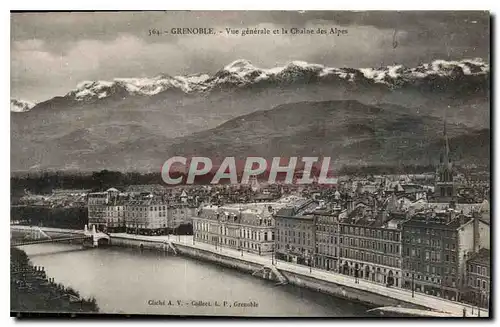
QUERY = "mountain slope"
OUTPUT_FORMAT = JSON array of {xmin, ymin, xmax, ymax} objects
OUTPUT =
[
  {"xmin": 166, "ymin": 100, "xmax": 489, "ymax": 168},
  {"xmin": 10, "ymin": 59, "xmax": 490, "ymax": 172}
]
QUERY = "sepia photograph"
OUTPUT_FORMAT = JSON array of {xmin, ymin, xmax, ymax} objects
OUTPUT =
[{"xmin": 9, "ymin": 10, "xmax": 491, "ymax": 318}]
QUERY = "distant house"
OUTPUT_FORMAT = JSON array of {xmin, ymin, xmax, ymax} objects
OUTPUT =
[{"xmin": 464, "ymin": 248, "xmax": 490, "ymax": 308}]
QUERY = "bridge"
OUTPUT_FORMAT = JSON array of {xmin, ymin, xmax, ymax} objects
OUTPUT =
[{"xmin": 11, "ymin": 225, "xmax": 110, "ymax": 247}]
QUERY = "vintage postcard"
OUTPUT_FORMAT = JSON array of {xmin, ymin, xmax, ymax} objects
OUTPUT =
[{"xmin": 10, "ymin": 11, "xmax": 490, "ymax": 318}]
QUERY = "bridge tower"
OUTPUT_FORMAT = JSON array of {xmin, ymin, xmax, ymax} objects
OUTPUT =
[{"xmin": 83, "ymin": 224, "xmax": 110, "ymax": 247}]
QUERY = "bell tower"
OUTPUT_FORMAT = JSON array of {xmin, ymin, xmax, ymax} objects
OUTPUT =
[{"xmin": 434, "ymin": 109, "xmax": 455, "ymax": 203}]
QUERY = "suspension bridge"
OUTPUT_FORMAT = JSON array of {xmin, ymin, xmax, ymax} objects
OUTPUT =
[{"xmin": 10, "ymin": 225, "xmax": 110, "ymax": 247}]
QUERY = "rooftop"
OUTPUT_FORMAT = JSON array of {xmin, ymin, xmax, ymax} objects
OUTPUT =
[{"xmin": 467, "ymin": 248, "xmax": 490, "ymax": 266}]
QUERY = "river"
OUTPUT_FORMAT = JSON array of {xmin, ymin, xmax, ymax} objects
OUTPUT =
[{"xmin": 20, "ymin": 243, "xmax": 373, "ymax": 317}]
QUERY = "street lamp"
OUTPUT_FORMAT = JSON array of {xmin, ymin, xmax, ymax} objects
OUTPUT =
[
  {"xmin": 478, "ymin": 290, "xmax": 487, "ymax": 317},
  {"xmin": 412, "ymin": 272, "xmax": 415, "ymax": 298}
]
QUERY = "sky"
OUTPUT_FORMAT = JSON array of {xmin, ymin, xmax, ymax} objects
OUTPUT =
[{"xmin": 11, "ymin": 11, "xmax": 490, "ymax": 103}]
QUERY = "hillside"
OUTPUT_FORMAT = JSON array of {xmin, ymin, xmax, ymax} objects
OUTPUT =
[
  {"xmin": 167, "ymin": 100, "xmax": 489, "ymax": 168},
  {"xmin": 10, "ymin": 59, "xmax": 490, "ymax": 172}
]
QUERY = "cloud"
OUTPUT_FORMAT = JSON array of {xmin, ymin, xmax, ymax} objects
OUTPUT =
[{"xmin": 10, "ymin": 11, "xmax": 490, "ymax": 102}]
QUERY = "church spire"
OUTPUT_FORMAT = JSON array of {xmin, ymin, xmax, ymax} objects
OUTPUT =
[{"xmin": 433, "ymin": 105, "xmax": 455, "ymax": 203}]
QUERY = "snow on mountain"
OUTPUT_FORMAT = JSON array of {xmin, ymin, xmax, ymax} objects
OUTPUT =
[
  {"xmin": 65, "ymin": 74, "xmax": 211, "ymax": 101},
  {"xmin": 10, "ymin": 98, "xmax": 36, "ymax": 112},
  {"xmin": 116, "ymin": 73, "xmax": 210, "ymax": 95},
  {"xmin": 359, "ymin": 58, "xmax": 489, "ymax": 86},
  {"xmin": 62, "ymin": 58, "xmax": 489, "ymax": 102}
]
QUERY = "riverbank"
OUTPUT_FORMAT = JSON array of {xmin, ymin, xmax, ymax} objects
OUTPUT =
[
  {"xmin": 10, "ymin": 225, "xmax": 489, "ymax": 317},
  {"xmin": 10, "ymin": 248, "xmax": 99, "ymax": 314},
  {"xmin": 109, "ymin": 233, "xmax": 489, "ymax": 318}
]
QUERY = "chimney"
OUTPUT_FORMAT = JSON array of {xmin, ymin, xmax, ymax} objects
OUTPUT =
[
  {"xmin": 473, "ymin": 211, "xmax": 480, "ymax": 253},
  {"xmin": 326, "ymin": 202, "xmax": 332, "ymax": 211},
  {"xmin": 458, "ymin": 213, "xmax": 465, "ymax": 226},
  {"xmin": 450, "ymin": 209, "xmax": 456, "ymax": 222},
  {"xmin": 347, "ymin": 197, "xmax": 354, "ymax": 215}
]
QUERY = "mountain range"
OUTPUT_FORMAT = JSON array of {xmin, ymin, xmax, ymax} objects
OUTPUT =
[{"xmin": 11, "ymin": 58, "xmax": 490, "ymax": 172}]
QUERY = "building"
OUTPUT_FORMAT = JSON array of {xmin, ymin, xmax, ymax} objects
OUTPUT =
[
  {"xmin": 103, "ymin": 198, "xmax": 126, "ymax": 233},
  {"xmin": 400, "ymin": 114, "xmax": 491, "ymax": 300},
  {"xmin": 464, "ymin": 248, "xmax": 490, "ymax": 308},
  {"xmin": 87, "ymin": 188, "xmax": 120, "ymax": 231},
  {"xmin": 433, "ymin": 118, "xmax": 456, "ymax": 203},
  {"xmin": 401, "ymin": 210, "xmax": 489, "ymax": 301},
  {"xmin": 402, "ymin": 212, "xmax": 461, "ymax": 300},
  {"xmin": 167, "ymin": 203, "xmax": 197, "ymax": 230},
  {"xmin": 88, "ymin": 187, "xmax": 199, "ymax": 235},
  {"xmin": 338, "ymin": 212, "xmax": 403, "ymax": 287},
  {"xmin": 274, "ymin": 199, "xmax": 319, "ymax": 265},
  {"xmin": 124, "ymin": 197, "xmax": 168, "ymax": 235},
  {"xmin": 192, "ymin": 197, "xmax": 301, "ymax": 255},
  {"xmin": 314, "ymin": 207, "xmax": 340, "ymax": 272}
]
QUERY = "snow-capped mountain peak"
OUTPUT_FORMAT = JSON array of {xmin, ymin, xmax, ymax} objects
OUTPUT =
[
  {"xmin": 61, "ymin": 58, "xmax": 489, "ymax": 102},
  {"xmin": 223, "ymin": 59, "xmax": 260, "ymax": 74},
  {"xmin": 11, "ymin": 98, "xmax": 36, "ymax": 112}
]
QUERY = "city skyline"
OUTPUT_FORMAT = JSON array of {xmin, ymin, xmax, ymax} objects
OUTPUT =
[{"xmin": 10, "ymin": 10, "xmax": 491, "ymax": 318}]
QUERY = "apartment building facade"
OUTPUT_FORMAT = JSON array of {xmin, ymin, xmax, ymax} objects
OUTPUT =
[
  {"xmin": 193, "ymin": 202, "xmax": 277, "ymax": 255},
  {"xmin": 338, "ymin": 216, "xmax": 403, "ymax": 287},
  {"xmin": 464, "ymin": 248, "xmax": 490, "ymax": 308}
]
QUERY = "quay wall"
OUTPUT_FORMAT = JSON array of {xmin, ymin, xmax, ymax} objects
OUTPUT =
[
  {"xmin": 109, "ymin": 235, "xmax": 426, "ymax": 310},
  {"xmin": 281, "ymin": 271, "xmax": 425, "ymax": 310},
  {"xmin": 110, "ymin": 236, "xmax": 264, "ymax": 275}
]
